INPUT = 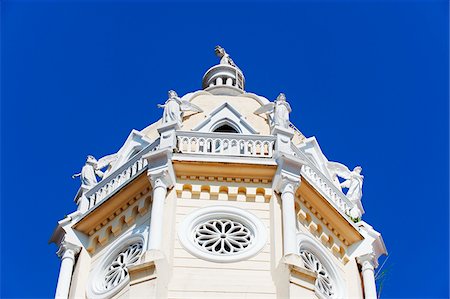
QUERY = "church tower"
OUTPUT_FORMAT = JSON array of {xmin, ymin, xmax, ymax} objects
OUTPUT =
[{"xmin": 50, "ymin": 47, "xmax": 386, "ymax": 299}]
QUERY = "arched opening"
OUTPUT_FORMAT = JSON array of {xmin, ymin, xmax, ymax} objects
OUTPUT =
[{"xmin": 213, "ymin": 124, "xmax": 239, "ymax": 133}]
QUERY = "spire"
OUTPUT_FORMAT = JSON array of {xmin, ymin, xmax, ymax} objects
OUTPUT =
[{"xmin": 202, "ymin": 46, "xmax": 245, "ymax": 95}]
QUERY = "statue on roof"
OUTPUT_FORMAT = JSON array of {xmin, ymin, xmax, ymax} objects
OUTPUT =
[
  {"xmin": 254, "ymin": 93, "xmax": 292, "ymax": 129},
  {"xmin": 215, "ymin": 45, "xmax": 237, "ymax": 67},
  {"xmin": 72, "ymin": 154, "xmax": 117, "ymax": 188},
  {"xmin": 157, "ymin": 90, "xmax": 203, "ymax": 124},
  {"xmin": 327, "ymin": 162, "xmax": 364, "ymax": 218}
]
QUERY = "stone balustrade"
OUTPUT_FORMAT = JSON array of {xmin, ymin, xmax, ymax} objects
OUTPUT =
[
  {"xmin": 80, "ymin": 131, "xmax": 354, "ymax": 219},
  {"xmin": 85, "ymin": 140, "xmax": 159, "ymax": 211},
  {"xmin": 291, "ymin": 145, "xmax": 354, "ymax": 217},
  {"xmin": 176, "ymin": 131, "xmax": 276, "ymax": 158}
]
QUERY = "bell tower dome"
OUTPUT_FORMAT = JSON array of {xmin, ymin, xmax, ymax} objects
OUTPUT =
[{"xmin": 202, "ymin": 45, "xmax": 245, "ymax": 96}]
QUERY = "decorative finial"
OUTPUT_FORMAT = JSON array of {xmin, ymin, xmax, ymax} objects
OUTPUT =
[{"xmin": 215, "ymin": 45, "xmax": 236, "ymax": 67}]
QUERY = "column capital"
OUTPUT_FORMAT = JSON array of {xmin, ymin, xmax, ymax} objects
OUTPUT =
[
  {"xmin": 56, "ymin": 240, "xmax": 81, "ymax": 260},
  {"xmin": 357, "ymin": 253, "xmax": 376, "ymax": 271},
  {"xmin": 276, "ymin": 174, "xmax": 301, "ymax": 195},
  {"xmin": 273, "ymin": 153, "xmax": 306, "ymax": 195},
  {"xmin": 144, "ymin": 148, "xmax": 176, "ymax": 189}
]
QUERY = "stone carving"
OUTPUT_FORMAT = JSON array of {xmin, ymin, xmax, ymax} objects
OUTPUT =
[
  {"xmin": 194, "ymin": 218, "xmax": 252, "ymax": 254},
  {"xmin": 157, "ymin": 90, "xmax": 203, "ymax": 124},
  {"xmin": 327, "ymin": 162, "xmax": 363, "ymax": 218},
  {"xmin": 300, "ymin": 249, "xmax": 334, "ymax": 297},
  {"xmin": 72, "ymin": 154, "xmax": 118, "ymax": 188},
  {"xmin": 254, "ymin": 93, "xmax": 292, "ymax": 129},
  {"xmin": 215, "ymin": 45, "xmax": 237, "ymax": 67}
]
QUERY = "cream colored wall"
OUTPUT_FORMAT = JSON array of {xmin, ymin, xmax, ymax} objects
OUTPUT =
[
  {"xmin": 289, "ymin": 283, "xmax": 316, "ymax": 299},
  {"xmin": 167, "ymin": 186, "xmax": 276, "ymax": 299},
  {"xmin": 69, "ymin": 248, "xmax": 91, "ymax": 299}
]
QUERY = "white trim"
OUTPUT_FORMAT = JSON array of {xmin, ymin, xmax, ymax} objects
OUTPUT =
[
  {"xmin": 178, "ymin": 206, "xmax": 267, "ymax": 263},
  {"xmin": 192, "ymin": 102, "xmax": 259, "ymax": 134},
  {"xmin": 297, "ymin": 233, "xmax": 346, "ymax": 299}
]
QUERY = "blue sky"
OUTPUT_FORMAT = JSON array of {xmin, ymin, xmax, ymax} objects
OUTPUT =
[{"xmin": 1, "ymin": 1, "xmax": 448, "ymax": 298}]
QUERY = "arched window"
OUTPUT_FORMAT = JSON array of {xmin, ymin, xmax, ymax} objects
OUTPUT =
[
  {"xmin": 297, "ymin": 234, "xmax": 345, "ymax": 299},
  {"xmin": 211, "ymin": 120, "xmax": 241, "ymax": 133},
  {"xmin": 213, "ymin": 124, "xmax": 239, "ymax": 133}
]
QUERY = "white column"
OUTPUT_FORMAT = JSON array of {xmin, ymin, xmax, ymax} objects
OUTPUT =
[
  {"xmin": 147, "ymin": 178, "xmax": 168, "ymax": 250},
  {"xmin": 280, "ymin": 178, "xmax": 300, "ymax": 256},
  {"xmin": 55, "ymin": 241, "xmax": 80, "ymax": 299},
  {"xmin": 357, "ymin": 254, "xmax": 377, "ymax": 299}
]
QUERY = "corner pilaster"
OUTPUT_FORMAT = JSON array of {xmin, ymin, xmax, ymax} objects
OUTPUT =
[
  {"xmin": 357, "ymin": 253, "xmax": 377, "ymax": 299},
  {"xmin": 273, "ymin": 153, "xmax": 306, "ymax": 257},
  {"xmin": 54, "ymin": 240, "xmax": 81, "ymax": 299},
  {"xmin": 143, "ymin": 148, "xmax": 176, "ymax": 252}
]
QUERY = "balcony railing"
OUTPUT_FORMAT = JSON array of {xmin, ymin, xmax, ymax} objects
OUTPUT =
[
  {"xmin": 176, "ymin": 131, "xmax": 276, "ymax": 158},
  {"xmin": 85, "ymin": 139, "xmax": 159, "ymax": 211},
  {"xmin": 291, "ymin": 145, "xmax": 354, "ymax": 217}
]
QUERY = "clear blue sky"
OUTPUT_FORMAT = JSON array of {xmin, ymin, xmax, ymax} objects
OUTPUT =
[{"xmin": 1, "ymin": 1, "xmax": 448, "ymax": 298}]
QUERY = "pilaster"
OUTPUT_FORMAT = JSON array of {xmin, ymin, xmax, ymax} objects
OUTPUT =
[
  {"xmin": 273, "ymin": 153, "xmax": 306, "ymax": 257},
  {"xmin": 55, "ymin": 241, "xmax": 81, "ymax": 299},
  {"xmin": 357, "ymin": 253, "xmax": 377, "ymax": 299}
]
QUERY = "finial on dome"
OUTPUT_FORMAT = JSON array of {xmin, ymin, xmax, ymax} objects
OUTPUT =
[
  {"xmin": 215, "ymin": 45, "xmax": 237, "ymax": 67},
  {"xmin": 202, "ymin": 46, "xmax": 245, "ymax": 95}
]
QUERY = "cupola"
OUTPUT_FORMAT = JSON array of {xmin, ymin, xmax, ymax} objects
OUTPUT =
[{"xmin": 202, "ymin": 45, "xmax": 245, "ymax": 96}]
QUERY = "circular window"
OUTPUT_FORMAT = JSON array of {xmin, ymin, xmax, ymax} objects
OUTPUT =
[
  {"xmin": 178, "ymin": 206, "xmax": 267, "ymax": 263},
  {"xmin": 88, "ymin": 237, "xmax": 144, "ymax": 299}
]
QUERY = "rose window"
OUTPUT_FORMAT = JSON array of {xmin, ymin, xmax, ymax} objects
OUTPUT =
[
  {"xmin": 194, "ymin": 219, "xmax": 252, "ymax": 254},
  {"xmin": 300, "ymin": 249, "xmax": 334, "ymax": 297},
  {"xmin": 103, "ymin": 242, "xmax": 143, "ymax": 290}
]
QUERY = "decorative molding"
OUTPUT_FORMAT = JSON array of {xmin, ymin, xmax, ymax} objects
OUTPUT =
[
  {"xmin": 86, "ymin": 190, "xmax": 151, "ymax": 254},
  {"xmin": 295, "ymin": 200, "xmax": 350, "ymax": 264},
  {"xmin": 56, "ymin": 240, "xmax": 81, "ymax": 260},
  {"xmin": 177, "ymin": 175, "xmax": 271, "ymax": 184},
  {"xmin": 175, "ymin": 183, "xmax": 272, "ymax": 202}
]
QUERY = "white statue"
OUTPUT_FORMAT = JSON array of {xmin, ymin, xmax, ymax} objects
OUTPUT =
[
  {"xmin": 215, "ymin": 45, "xmax": 237, "ymax": 67},
  {"xmin": 254, "ymin": 93, "xmax": 292, "ymax": 129},
  {"xmin": 72, "ymin": 154, "xmax": 117, "ymax": 188},
  {"xmin": 157, "ymin": 90, "xmax": 203, "ymax": 124},
  {"xmin": 327, "ymin": 162, "xmax": 364, "ymax": 218}
]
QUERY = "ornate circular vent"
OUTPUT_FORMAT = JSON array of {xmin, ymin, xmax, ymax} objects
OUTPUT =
[
  {"xmin": 178, "ymin": 206, "xmax": 267, "ymax": 263},
  {"xmin": 194, "ymin": 219, "xmax": 252, "ymax": 254},
  {"xmin": 300, "ymin": 249, "xmax": 334, "ymax": 298},
  {"xmin": 104, "ymin": 242, "xmax": 143, "ymax": 290},
  {"xmin": 88, "ymin": 237, "xmax": 144, "ymax": 299}
]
